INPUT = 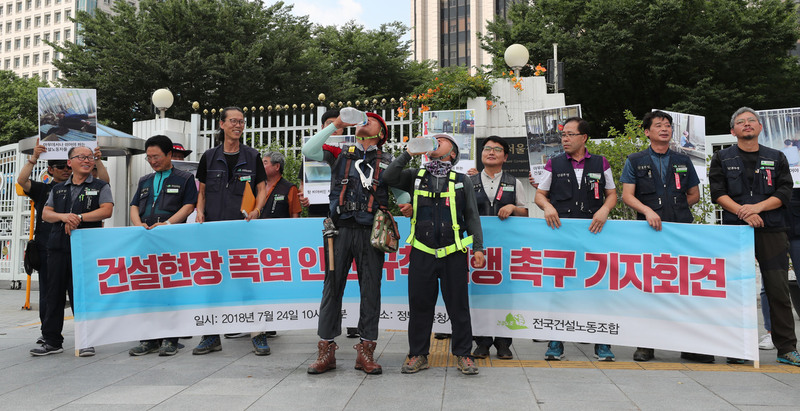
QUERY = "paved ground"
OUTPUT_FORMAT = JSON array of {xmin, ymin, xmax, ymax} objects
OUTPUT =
[{"xmin": 2, "ymin": 286, "xmax": 800, "ymax": 410}]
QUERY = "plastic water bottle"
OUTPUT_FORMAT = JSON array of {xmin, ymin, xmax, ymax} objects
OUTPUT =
[
  {"xmin": 407, "ymin": 135, "xmax": 438, "ymax": 153},
  {"xmin": 339, "ymin": 107, "xmax": 368, "ymax": 126}
]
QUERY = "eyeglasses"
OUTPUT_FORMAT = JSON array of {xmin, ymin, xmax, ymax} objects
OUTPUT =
[
  {"xmin": 483, "ymin": 146, "xmax": 504, "ymax": 153},
  {"xmin": 734, "ymin": 117, "xmax": 759, "ymax": 126},
  {"xmin": 560, "ymin": 132, "xmax": 585, "ymax": 138},
  {"xmin": 51, "ymin": 164, "xmax": 70, "ymax": 170},
  {"xmin": 146, "ymin": 155, "xmax": 164, "ymax": 163},
  {"xmin": 69, "ymin": 155, "xmax": 96, "ymax": 162},
  {"xmin": 227, "ymin": 119, "xmax": 246, "ymax": 126}
]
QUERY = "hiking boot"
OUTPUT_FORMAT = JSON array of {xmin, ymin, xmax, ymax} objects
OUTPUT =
[
  {"xmin": 346, "ymin": 327, "xmax": 360, "ymax": 338},
  {"xmin": 495, "ymin": 339, "xmax": 513, "ymax": 359},
  {"xmin": 354, "ymin": 340, "xmax": 382, "ymax": 374},
  {"xmin": 159, "ymin": 340, "xmax": 178, "ymax": 356},
  {"xmin": 129, "ymin": 340, "xmax": 160, "ymax": 356},
  {"xmin": 307, "ymin": 340, "xmax": 338, "ymax": 374},
  {"xmin": 456, "ymin": 356, "xmax": 479, "ymax": 375},
  {"xmin": 633, "ymin": 347, "xmax": 654, "ymax": 362},
  {"xmin": 545, "ymin": 341, "xmax": 564, "ymax": 360},
  {"xmin": 252, "ymin": 333, "xmax": 271, "ymax": 356},
  {"xmin": 192, "ymin": 335, "xmax": 222, "ymax": 355},
  {"xmin": 30, "ymin": 343, "xmax": 63, "ymax": 356},
  {"xmin": 594, "ymin": 344, "xmax": 615, "ymax": 361},
  {"xmin": 79, "ymin": 347, "xmax": 95, "ymax": 357},
  {"xmin": 777, "ymin": 350, "xmax": 800, "ymax": 366},
  {"xmin": 759, "ymin": 333, "xmax": 775, "ymax": 350},
  {"xmin": 401, "ymin": 355, "xmax": 430, "ymax": 374},
  {"xmin": 681, "ymin": 352, "xmax": 715, "ymax": 363},
  {"xmin": 472, "ymin": 344, "xmax": 490, "ymax": 359}
]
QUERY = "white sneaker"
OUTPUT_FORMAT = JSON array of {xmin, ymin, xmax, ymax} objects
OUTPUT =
[{"xmin": 759, "ymin": 334, "xmax": 775, "ymax": 350}]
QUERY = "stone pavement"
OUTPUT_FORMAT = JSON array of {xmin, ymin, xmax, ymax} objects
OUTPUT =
[{"xmin": 1, "ymin": 286, "xmax": 800, "ymax": 410}]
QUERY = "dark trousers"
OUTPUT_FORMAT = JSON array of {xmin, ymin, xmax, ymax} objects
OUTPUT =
[
  {"xmin": 407, "ymin": 248, "xmax": 473, "ymax": 357},
  {"xmin": 37, "ymin": 244, "xmax": 49, "ymax": 325},
  {"xmin": 755, "ymin": 231, "xmax": 798, "ymax": 355},
  {"xmin": 475, "ymin": 336, "xmax": 512, "ymax": 348},
  {"xmin": 317, "ymin": 225, "xmax": 384, "ymax": 341},
  {"xmin": 41, "ymin": 246, "xmax": 73, "ymax": 348}
]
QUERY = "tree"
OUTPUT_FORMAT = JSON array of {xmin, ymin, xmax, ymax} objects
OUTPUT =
[
  {"xmin": 0, "ymin": 71, "xmax": 47, "ymax": 145},
  {"xmin": 480, "ymin": 0, "xmax": 800, "ymax": 136},
  {"xmin": 53, "ymin": 0, "xmax": 435, "ymax": 131}
]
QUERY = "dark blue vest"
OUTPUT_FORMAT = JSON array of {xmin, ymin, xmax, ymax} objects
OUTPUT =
[
  {"xmin": 470, "ymin": 171, "xmax": 517, "ymax": 217},
  {"xmin": 548, "ymin": 153, "xmax": 606, "ymax": 219},
  {"xmin": 716, "ymin": 145, "xmax": 786, "ymax": 228},
  {"xmin": 261, "ymin": 177, "xmax": 294, "ymax": 219},
  {"xmin": 48, "ymin": 177, "xmax": 107, "ymax": 250},
  {"xmin": 135, "ymin": 168, "xmax": 195, "ymax": 225},
  {"xmin": 628, "ymin": 149, "xmax": 694, "ymax": 223},
  {"xmin": 203, "ymin": 144, "xmax": 259, "ymax": 222}
]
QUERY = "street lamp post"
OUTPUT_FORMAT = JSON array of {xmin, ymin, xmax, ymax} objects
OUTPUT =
[
  {"xmin": 504, "ymin": 44, "xmax": 529, "ymax": 74},
  {"xmin": 151, "ymin": 88, "xmax": 174, "ymax": 119}
]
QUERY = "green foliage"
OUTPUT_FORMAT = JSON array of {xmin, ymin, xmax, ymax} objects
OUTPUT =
[
  {"xmin": 481, "ymin": 0, "xmax": 800, "ymax": 136},
  {"xmin": 53, "ymin": 0, "xmax": 435, "ymax": 131},
  {"xmin": 0, "ymin": 71, "xmax": 47, "ymax": 145}
]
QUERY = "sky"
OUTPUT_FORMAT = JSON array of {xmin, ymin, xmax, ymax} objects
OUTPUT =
[{"xmin": 273, "ymin": 0, "xmax": 411, "ymax": 31}]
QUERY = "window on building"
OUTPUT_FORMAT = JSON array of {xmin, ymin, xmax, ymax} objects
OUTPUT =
[
  {"xmin": 14, "ymin": 38, "xmax": 20, "ymax": 49},
  {"xmin": 24, "ymin": 17, "xmax": 30, "ymax": 29},
  {"xmin": 22, "ymin": 73, "xmax": 28, "ymax": 78},
  {"xmin": 7, "ymin": 3, "xmax": 13, "ymax": 14},
  {"xmin": 43, "ymin": 32, "xmax": 49, "ymax": 41},
  {"xmin": 53, "ymin": 30, "xmax": 59, "ymax": 42},
  {"xmin": 15, "ymin": 19, "xmax": 21, "ymax": 31},
  {"xmin": 23, "ymin": 36, "xmax": 29, "ymax": 47},
  {"xmin": 16, "ymin": 1, "xmax": 21, "ymax": 12},
  {"xmin": 3, "ymin": 58, "xmax": 9, "ymax": 69},
  {"xmin": 33, "ymin": 34, "xmax": 39, "ymax": 45},
  {"xmin": 14, "ymin": 56, "xmax": 20, "ymax": 68},
  {"xmin": 54, "ymin": 11, "xmax": 59, "ymax": 23},
  {"xmin": 64, "ymin": 28, "xmax": 70, "ymax": 42},
  {"xmin": 43, "ymin": 51, "xmax": 48, "ymax": 62},
  {"xmin": 34, "ymin": 15, "xmax": 40, "ymax": 27},
  {"xmin": 54, "ymin": 0, "xmax": 59, "ymax": 4},
  {"xmin": 35, "ymin": 0, "xmax": 39, "ymax": 8},
  {"xmin": 52, "ymin": 69, "xmax": 58, "ymax": 79},
  {"xmin": 5, "ymin": 22, "xmax": 11, "ymax": 33},
  {"xmin": 44, "ymin": 13, "xmax": 49, "ymax": 25},
  {"xmin": 64, "ymin": 9, "xmax": 70, "ymax": 19},
  {"xmin": 4, "ymin": 40, "xmax": 10, "ymax": 51},
  {"xmin": 45, "ymin": 0, "xmax": 49, "ymax": 6},
  {"xmin": 25, "ymin": 0, "xmax": 30, "ymax": 10},
  {"xmin": 42, "ymin": 70, "xmax": 48, "ymax": 81},
  {"xmin": 33, "ymin": 53, "xmax": 38, "ymax": 65},
  {"xmin": 23, "ymin": 54, "xmax": 29, "ymax": 67}
]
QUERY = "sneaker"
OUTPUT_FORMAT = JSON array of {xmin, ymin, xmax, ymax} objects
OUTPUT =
[
  {"xmin": 680, "ymin": 352, "xmax": 714, "ymax": 363},
  {"xmin": 193, "ymin": 335, "xmax": 222, "ymax": 355},
  {"xmin": 456, "ymin": 356, "xmax": 479, "ymax": 375},
  {"xmin": 545, "ymin": 341, "xmax": 564, "ymax": 360},
  {"xmin": 252, "ymin": 333, "xmax": 271, "ymax": 356},
  {"xmin": 36, "ymin": 335, "xmax": 45, "ymax": 345},
  {"xmin": 494, "ymin": 339, "xmax": 513, "ymax": 360},
  {"xmin": 633, "ymin": 347, "xmax": 655, "ymax": 362},
  {"xmin": 594, "ymin": 344, "xmax": 615, "ymax": 361},
  {"xmin": 472, "ymin": 344, "xmax": 490, "ymax": 359},
  {"xmin": 30, "ymin": 343, "xmax": 63, "ymax": 356},
  {"xmin": 777, "ymin": 350, "xmax": 800, "ymax": 366},
  {"xmin": 223, "ymin": 333, "xmax": 248, "ymax": 338},
  {"xmin": 759, "ymin": 333, "xmax": 775, "ymax": 350},
  {"xmin": 401, "ymin": 355, "xmax": 430, "ymax": 374},
  {"xmin": 159, "ymin": 340, "xmax": 178, "ymax": 356},
  {"xmin": 129, "ymin": 340, "xmax": 160, "ymax": 356},
  {"xmin": 79, "ymin": 347, "xmax": 96, "ymax": 357}
]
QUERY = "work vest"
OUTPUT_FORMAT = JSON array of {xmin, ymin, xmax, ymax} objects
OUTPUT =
[
  {"xmin": 135, "ymin": 168, "xmax": 194, "ymax": 225},
  {"xmin": 328, "ymin": 144, "xmax": 391, "ymax": 226},
  {"xmin": 548, "ymin": 153, "xmax": 606, "ymax": 219},
  {"xmin": 261, "ymin": 177, "xmax": 294, "ymax": 219},
  {"xmin": 716, "ymin": 145, "xmax": 787, "ymax": 228},
  {"xmin": 470, "ymin": 171, "xmax": 517, "ymax": 217},
  {"xmin": 203, "ymin": 144, "xmax": 259, "ymax": 222},
  {"xmin": 48, "ymin": 177, "xmax": 107, "ymax": 250},
  {"xmin": 627, "ymin": 148, "xmax": 694, "ymax": 223},
  {"xmin": 407, "ymin": 170, "xmax": 473, "ymax": 258}
]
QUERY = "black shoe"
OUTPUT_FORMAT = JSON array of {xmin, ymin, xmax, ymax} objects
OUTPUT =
[
  {"xmin": 224, "ymin": 333, "xmax": 249, "ymax": 339},
  {"xmin": 30, "ymin": 343, "xmax": 63, "ymax": 356},
  {"xmin": 434, "ymin": 333, "xmax": 451, "ymax": 340},
  {"xmin": 346, "ymin": 327, "xmax": 359, "ymax": 338},
  {"xmin": 681, "ymin": 352, "xmax": 714, "ymax": 363},
  {"xmin": 36, "ymin": 335, "xmax": 45, "ymax": 344},
  {"xmin": 633, "ymin": 347, "xmax": 654, "ymax": 362},
  {"xmin": 726, "ymin": 357, "xmax": 746, "ymax": 364},
  {"xmin": 472, "ymin": 345, "xmax": 490, "ymax": 359},
  {"xmin": 265, "ymin": 331, "xmax": 277, "ymax": 337},
  {"xmin": 494, "ymin": 340, "xmax": 513, "ymax": 360}
]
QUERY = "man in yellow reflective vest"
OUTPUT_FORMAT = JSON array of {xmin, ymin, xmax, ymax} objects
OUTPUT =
[{"xmin": 384, "ymin": 133, "xmax": 485, "ymax": 375}]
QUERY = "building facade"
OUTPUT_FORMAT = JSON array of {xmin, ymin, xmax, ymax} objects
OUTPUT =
[
  {"xmin": 0, "ymin": 0, "xmax": 136, "ymax": 82},
  {"xmin": 411, "ymin": 0, "xmax": 514, "ymax": 70}
]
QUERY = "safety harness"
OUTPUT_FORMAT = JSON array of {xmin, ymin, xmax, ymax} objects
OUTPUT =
[
  {"xmin": 406, "ymin": 169, "xmax": 473, "ymax": 258},
  {"xmin": 337, "ymin": 148, "xmax": 383, "ymax": 214}
]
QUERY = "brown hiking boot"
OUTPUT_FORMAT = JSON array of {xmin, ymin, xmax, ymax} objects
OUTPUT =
[
  {"xmin": 354, "ymin": 340, "xmax": 382, "ymax": 375},
  {"xmin": 307, "ymin": 340, "xmax": 338, "ymax": 374}
]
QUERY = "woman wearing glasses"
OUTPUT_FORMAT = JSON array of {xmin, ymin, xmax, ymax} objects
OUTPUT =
[{"xmin": 193, "ymin": 106, "xmax": 269, "ymax": 356}]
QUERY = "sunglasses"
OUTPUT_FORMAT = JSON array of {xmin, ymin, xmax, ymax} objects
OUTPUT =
[{"xmin": 51, "ymin": 164, "xmax": 71, "ymax": 170}]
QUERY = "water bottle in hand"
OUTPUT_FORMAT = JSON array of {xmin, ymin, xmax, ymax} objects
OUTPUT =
[
  {"xmin": 407, "ymin": 135, "xmax": 438, "ymax": 153},
  {"xmin": 339, "ymin": 107, "xmax": 368, "ymax": 126}
]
